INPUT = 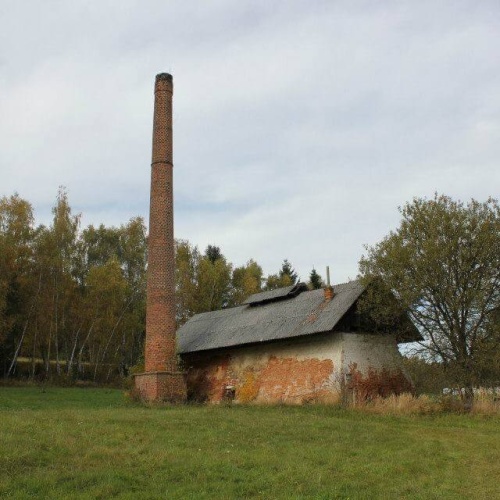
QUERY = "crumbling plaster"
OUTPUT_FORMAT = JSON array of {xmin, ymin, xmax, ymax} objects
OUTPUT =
[{"xmin": 182, "ymin": 331, "xmax": 407, "ymax": 404}]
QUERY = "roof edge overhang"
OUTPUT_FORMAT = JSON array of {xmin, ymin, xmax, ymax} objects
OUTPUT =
[
  {"xmin": 178, "ymin": 328, "xmax": 337, "ymax": 356},
  {"xmin": 177, "ymin": 327, "xmax": 416, "ymax": 357}
]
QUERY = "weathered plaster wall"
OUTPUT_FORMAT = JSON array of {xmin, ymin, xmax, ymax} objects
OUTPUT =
[
  {"xmin": 182, "ymin": 332, "xmax": 411, "ymax": 404},
  {"xmin": 341, "ymin": 333, "xmax": 402, "ymax": 373},
  {"xmin": 341, "ymin": 333, "xmax": 413, "ymax": 399},
  {"xmin": 183, "ymin": 332, "xmax": 343, "ymax": 404}
]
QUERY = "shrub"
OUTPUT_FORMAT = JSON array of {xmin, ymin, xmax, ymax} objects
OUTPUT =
[{"xmin": 346, "ymin": 363, "xmax": 414, "ymax": 403}]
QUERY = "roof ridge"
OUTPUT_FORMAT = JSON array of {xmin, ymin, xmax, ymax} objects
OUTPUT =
[{"xmin": 333, "ymin": 278, "xmax": 360, "ymax": 287}]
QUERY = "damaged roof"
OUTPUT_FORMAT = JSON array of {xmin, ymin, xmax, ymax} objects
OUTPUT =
[
  {"xmin": 178, "ymin": 280, "xmax": 370, "ymax": 354},
  {"xmin": 243, "ymin": 282, "xmax": 309, "ymax": 305}
]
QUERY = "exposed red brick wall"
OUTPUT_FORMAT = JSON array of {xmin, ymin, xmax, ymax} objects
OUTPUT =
[
  {"xmin": 184, "ymin": 353, "xmax": 232, "ymax": 402},
  {"xmin": 135, "ymin": 73, "xmax": 186, "ymax": 402},
  {"xmin": 258, "ymin": 356, "xmax": 334, "ymax": 403},
  {"xmin": 183, "ymin": 352, "xmax": 336, "ymax": 404},
  {"xmin": 134, "ymin": 371, "xmax": 187, "ymax": 403}
]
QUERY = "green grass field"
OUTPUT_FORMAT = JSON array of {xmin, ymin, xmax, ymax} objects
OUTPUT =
[{"xmin": 1, "ymin": 387, "xmax": 499, "ymax": 499}]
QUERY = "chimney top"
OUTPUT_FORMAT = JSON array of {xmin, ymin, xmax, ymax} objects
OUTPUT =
[
  {"xmin": 156, "ymin": 73, "xmax": 173, "ymax": 82},
  {"xmin": 324, "ymin": 266, "xmax": 333, "ymax": 301}
]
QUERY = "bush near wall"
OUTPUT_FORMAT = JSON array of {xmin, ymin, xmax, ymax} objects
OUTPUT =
[{"xmin": 346, "ymin": 363, "xmax": 414, "ymax": 403}]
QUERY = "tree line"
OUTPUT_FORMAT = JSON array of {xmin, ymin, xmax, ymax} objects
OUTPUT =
[
  {"xmin": 6, "ymin": 188, "xmax": 496, "ymax": 404},
  {"xmin": 0, "ymin": 190, "xmax": 322, "ymax": 382}
]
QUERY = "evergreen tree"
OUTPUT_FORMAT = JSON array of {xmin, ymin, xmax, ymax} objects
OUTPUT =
[
  {"xmin": 309, "ymin": 268, "xmax": 322, "ymax": 289},
  {"xmin": 205, "ymin": 245, "xmax": 222, "ymax": 264},
  {"xmin": 279, "ymin": 259, "xmax": 298, "ymax": 285},
  {"xmin": 264, "ymin": 259, "xmax": 299, "ymax": 290}
]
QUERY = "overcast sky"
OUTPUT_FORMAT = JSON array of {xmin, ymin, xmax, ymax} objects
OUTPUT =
[{"xmin": 1, "ymin": 1, "xmax": 499, "ymax": 283}]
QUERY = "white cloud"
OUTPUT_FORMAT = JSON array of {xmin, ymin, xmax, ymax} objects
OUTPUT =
[{"xmin": 1, "ymin": 1, "xmax": 499, "ymax": 282}]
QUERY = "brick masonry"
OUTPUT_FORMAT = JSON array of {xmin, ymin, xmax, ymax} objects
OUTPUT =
[
  {"xmin": 134, "ymin": 73, "xmax": 186, "ymax": 402},
  {"xmin": 134, "ymin": 371, "xmax": 187, "ymax": 403}
]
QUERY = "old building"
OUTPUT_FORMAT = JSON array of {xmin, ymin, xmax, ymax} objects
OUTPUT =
[
  {"xmin": 134, "ymin": 73, "xmax": 417, "ymax": 404},
  {"xmin": 178, "ymin": 280, "xmax": 420, "ymax": 404}
]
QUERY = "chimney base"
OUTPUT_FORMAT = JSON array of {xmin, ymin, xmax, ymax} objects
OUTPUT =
[
  {"xmin": 134, "ymin": 371, "xmax": 187, "ymax": 403},
  {"xmin": 324, "ymin": 286, "xmax": 334, "ymax": 301}
]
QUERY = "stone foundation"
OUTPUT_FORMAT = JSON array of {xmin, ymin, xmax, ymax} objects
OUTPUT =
[{"xmin": 134, "ymin": 371, "xmax": 187, "ymax": 403}]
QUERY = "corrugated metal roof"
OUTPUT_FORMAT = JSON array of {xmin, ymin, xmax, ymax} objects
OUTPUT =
[{"xmin": 177, "ymin": 280, "xmax": 365, "ymax": 354}]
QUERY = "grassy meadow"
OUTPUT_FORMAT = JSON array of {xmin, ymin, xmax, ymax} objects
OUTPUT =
[{"xmin": 1, "ymin": 386, "xmax": 499, "ymax": 499}]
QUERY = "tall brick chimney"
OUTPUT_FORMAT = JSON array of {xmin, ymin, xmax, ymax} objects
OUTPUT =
[{"xmin": 134, "ymin": 73, "xmax": 187, "ymax": 403}]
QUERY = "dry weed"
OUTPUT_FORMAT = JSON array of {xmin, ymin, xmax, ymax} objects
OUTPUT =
[
  {"xmin": 471, "ymin": 389, "xmax": 500, "ymax": 415},
  {"xmin": 351, "ymin": 389, "xmax": 500, "ymax": 416},
  {"xmin": 353, "ymin": 393, "xmax": 439, "ymax": 415}
]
